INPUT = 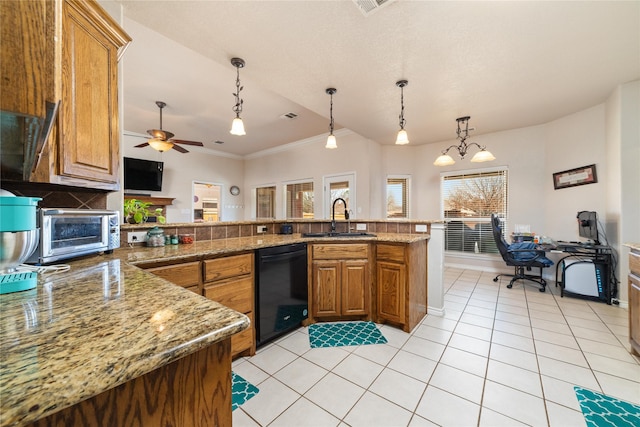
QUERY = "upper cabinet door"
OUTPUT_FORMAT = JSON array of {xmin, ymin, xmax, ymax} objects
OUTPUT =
[{"xmin": 58, "ymin": 0, "xmax": 131, "ymax": 186}]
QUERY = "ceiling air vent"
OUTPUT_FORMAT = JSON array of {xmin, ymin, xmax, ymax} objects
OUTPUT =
[
  {"xmin": 280, "ymin": 112, "xmax": 298, "ymax": 120},
  {"xmin": 352, "ymin": 0, "xmax": 395, "ymax": 17}
]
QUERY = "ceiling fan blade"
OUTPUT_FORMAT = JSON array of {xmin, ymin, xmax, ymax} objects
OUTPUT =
[
  {"xmin": 147, "ymin": 129, "xmax": 175, "ymax": 140},
  {"xmin": 134, "ymin": 142, "xmax": 150, "ymax": 148},
  {"xmin": 172, "ymin": 144, "xmax": 189, "ymax": 153},
  {"xmin": 171, "ymin": 139, "xmax": 204, "ymax": 146}
]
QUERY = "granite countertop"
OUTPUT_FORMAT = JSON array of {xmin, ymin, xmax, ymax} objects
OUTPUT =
[
  {"xmin": 121, "ymin": 232, "xmax": 429, "ymax": 265},
  {"xmin": 0, "ymin": 232, "xmax": 428, "ymax": 426},
  {"xmin": 0, "ymin": 259, "xmax": 249, "ymax": 427},
  {"xmin": 625, "ymin": 243, "xmax": 640, "ymax": 251}
]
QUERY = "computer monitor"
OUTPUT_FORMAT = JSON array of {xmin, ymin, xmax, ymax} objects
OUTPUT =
[{"xmin": 577, "ymin": 211, "xmax": 600, "ymax": 245}]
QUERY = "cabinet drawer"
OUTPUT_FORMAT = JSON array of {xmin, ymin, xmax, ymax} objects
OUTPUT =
[
  {"xmin": 376, "ymin": 243, "xmax": 405, "ymax": 263},
  {"xmin": 312, "ymin": 243, "xmax": 368, "ymax": 260},
  {"xmin": 145, "ymin": 261, "xmax": 201, "ymax": 288},
  {"xmin": 630, "ymin": 251, "xmax": 640, "ymax": 276},
  {"xmin": 204, "ymin": 253, "xmax": 253, "ymax": 282},
  {"xmin": 204, "ymin": 276, "xmax": 253, "ymax": 314},
  {"xmin": 232, "ymin": 312, "xmax": 254, "ymax": 356}
]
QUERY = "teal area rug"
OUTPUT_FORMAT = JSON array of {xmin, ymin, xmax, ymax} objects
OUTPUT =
[
  {"xmin": 575, "ymin": 386, "xmax": 640, "ymax": 427},
  {"xmin": 232, "ymin": 372, "xmax": 259, "ymax": 411},
  {"xmin": 308, "ymin": 321, "xmax": 387, "ymax": 348}
]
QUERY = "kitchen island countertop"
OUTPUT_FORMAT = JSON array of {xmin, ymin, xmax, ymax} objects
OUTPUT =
[{"xmin": 0, "ymin": 232, "xmax": 428, "ymax": 426}]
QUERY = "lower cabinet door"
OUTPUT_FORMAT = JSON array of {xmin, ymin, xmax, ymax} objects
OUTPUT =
[
  {"xmin": 377, "ymin": 261, "xmax": 406, "ymax": 324},
  {"xmin": 342, "ymin": 260, "xmax": 368, "ymax": 315},
  {"xmin": 312, "ymin": 260, "xmax": 341, "ymax": 318}
]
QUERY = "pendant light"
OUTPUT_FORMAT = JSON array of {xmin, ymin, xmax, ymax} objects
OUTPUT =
[
  {"xmin": 395, "ymin": 80, "xmax": 409, "ymax": 145},
  {"xmin": 433, "ymin": 116, "xmax": 495, "ymax": 166},
  {"xmin": 325, "ymin": 88, "xmax": 337, "ymax": 149},
  {"xmin": 230, "ymin": 57, "xmax": 246, "ymax": 136}
]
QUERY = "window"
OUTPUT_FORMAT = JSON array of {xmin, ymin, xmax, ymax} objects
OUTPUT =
[
  {"xmin": 256, "ymin": 186, "xmax": 276, "ymax": 219},
  {"xmin": 387, "ymin": 176, "xmax": 410, "ymax": 218},
  {"xmin": 329, "ymin": 180, "xmax": 350, "ymax": 220},
  {"xmin": 285, "ymin": 181, "xmax": 314, "ymax": 219},
  {"xmin": 441, "ymin": 168, "xmax": 508, "ymax": 254}
]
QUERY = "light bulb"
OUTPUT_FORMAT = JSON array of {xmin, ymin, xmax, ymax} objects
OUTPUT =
[
  {"xmin": 470, "ymin": 149, "xmax": 496, "ymax": 163},
  {"xmin": 395, "ymin": 129, "xmax": 409, "ymax": 145},
  {"xmin": 325, "ymin": 134, "xmax": 337, "ymax": 149},
  {"xmin": 148, "ymin": 138, "xmax": 174, "ymax": 152},
  {"xmin": 230, "ymin": 117, "xmax": 246, "ymax": 136},
  {"xmin": 433, "ymin": 154, "xmax": 455, "ymax": 166}
]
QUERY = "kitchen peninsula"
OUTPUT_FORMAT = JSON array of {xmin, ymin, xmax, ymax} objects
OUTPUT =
[{"xmin": 0, "ymin": 223, "xmax": 442, "ymax": 426}]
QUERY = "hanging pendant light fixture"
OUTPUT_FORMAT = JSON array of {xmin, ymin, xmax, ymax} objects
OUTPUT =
[
  {"xmin": 433, "ymin": 116, "xmax": 495, "ymax": 166},
  {"xmin": 395, "ymin": 80, "xmax": 409, "ymax": 145},
  {"xmin": 325, "ymin": 88, "xmax": 337, "ymax": 149},
  {"xmin": 229, "ymin": 57, "xmax": 246, "ymax": 136}
]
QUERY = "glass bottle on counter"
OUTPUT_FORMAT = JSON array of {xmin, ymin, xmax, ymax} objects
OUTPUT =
[{"xmin": 146, "ymin": 227, "xmax": 165, "ymax": 247}]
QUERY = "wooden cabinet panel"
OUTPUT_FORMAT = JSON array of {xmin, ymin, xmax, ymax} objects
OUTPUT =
[
  {"xmin": 376, "ymin": 260, "xmax": 406, "ymax": 323},
  {"xmin": 312, "ymin": 243, "xmax": 368, "ymax": 260},
  {"xmin": 204, "ymin": 276, "xmax": 253, "ymax": 314},
  {"xmin": 376, "ymin": 244, "xmax": 405, "ymax": 263},
  {"xmin": 204, "ymin": 253, "xmax": 253, "ymax": 282},
  {"xmin": 309, "ymin": 243, "xmax": 370, "ymax": 320},
  {"xmin": 203, "ymin": 252, "xmax": 255, "ymax": 358},
  {"xmin": 342, "ymin": 260, "xmax": 368, "ymax": 315},
  {"xmin": 630, "ymin": 252, "xmax": 640, "ymax": 276},
  {"xmin": 630, "ymin": 272, "xmax": 640, "ymax": 356},
  {"xmin": 145, "ymin": 261, "xmax": 200, "ymax": 289},
  {"xmin": 312, "ymin": 260, "xmax": 341, "ymax": 317}
]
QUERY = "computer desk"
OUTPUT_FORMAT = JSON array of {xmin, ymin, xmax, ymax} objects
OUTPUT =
[{"xmin": 539, "ymin": 242, "xmax": 616, "ymax": 304}]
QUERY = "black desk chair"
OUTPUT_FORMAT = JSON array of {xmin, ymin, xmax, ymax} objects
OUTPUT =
[{"xmin": 491, "ymin": 213, "xmax": 554, "ymax": 292}]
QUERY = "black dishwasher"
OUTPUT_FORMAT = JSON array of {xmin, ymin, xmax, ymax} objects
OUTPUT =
[{"xmin": 255, "ymin": 243, "xmax": 308, "ymax": 346}]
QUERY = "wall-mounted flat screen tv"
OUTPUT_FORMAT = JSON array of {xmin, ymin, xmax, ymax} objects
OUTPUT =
[{"xmin": 124, "ymin": 157, "xmax": 163, "ymax": 192}]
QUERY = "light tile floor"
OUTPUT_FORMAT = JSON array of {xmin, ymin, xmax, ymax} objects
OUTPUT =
[{"xmin": 232, "ymin": 267, "xmax": 640, "ymax": 426}]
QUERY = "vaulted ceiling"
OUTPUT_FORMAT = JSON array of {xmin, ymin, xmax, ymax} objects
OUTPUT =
[{"xmin": 115, "ymin": 0, "xmax": 640, "ymax": 157}]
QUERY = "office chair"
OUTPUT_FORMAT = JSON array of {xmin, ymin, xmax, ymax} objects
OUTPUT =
[{"xmin": 491, "ymin": 213, "xmax": 553, "ymax": 292}]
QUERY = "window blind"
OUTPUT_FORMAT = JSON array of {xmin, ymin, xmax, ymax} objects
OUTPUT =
[
  {"xmin": 387, "ymin": 177, "xmax": 408, "ymax": 218},
  {"xmin": 441, "ymin": 168, "xmax": 508, "ymax": 254},
  {"xmin": 256, "ymin": 186, "xmax": 276, "ymax": 219}
]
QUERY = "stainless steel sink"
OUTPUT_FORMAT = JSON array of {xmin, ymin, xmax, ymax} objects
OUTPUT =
[{"xmin": 302, "ymin": 232, "xmax": 376, "ymax": 238}]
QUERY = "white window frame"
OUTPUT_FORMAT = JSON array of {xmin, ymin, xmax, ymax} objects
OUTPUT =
[
  {"xmin": 386, "ymin": 174, "xmax": 411, "ymax": 219},
  {"xmin": 323, "ymin": 172, "xmax": 356, "ymax": 220},
  {"xmin": 253, "ymin": 183, "xmax": 277, "ymax": 220},
  {"xmin": 282, "ymin": 178, "xmax": 315, "ymax": 219}
]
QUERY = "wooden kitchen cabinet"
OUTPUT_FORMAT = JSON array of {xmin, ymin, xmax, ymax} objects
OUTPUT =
[
  {"xmin": 629, "ymin": 249, "xmax": 640, "ymax": 356},
  {"xmin": 376, "ymin": 241, "xmax": 428, "ymax": 332},
  {"xmin": 204, "ymin": 253, "xmax": 255, "ymax": 357},
  {"xmin": 309, "ymin": 243, "xmax": 370, "ymax": 320},
  {"xmin": 2, "ymin": 0, "xmax": 131, "ymax": 189},
  {"xmin": 143, "ymin": 261, "xmax": 201, "ymax": 295}
]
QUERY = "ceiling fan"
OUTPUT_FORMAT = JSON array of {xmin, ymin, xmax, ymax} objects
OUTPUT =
[{"xmin": 135, "ymin": 101, "xmax": 204, "ymax": 153}]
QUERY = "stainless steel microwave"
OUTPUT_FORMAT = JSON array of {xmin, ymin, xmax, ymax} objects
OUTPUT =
[{"xmin": 28, "ymin": 208, "xmax": 120, "ymax": 264}]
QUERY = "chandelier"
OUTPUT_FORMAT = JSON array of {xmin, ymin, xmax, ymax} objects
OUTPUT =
[
  {"xmin": 229, "ymin": 57, "xmax": 246, "ymax": 136},
  {"xmin": 433, "ymin": 116, "xmax": 495, "ymax": 166},
  {"xmin": 395, "ymin": 80, "xmax": 409, "ymax": 145},
  {"xmin": 325, "ymin": 88, "xmax": 337, "ymax": 149}
]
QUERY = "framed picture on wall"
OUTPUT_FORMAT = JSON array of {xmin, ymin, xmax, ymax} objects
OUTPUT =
[{"xmin": 553, "ymin": 164, "xmax": 598, "ymax": 190}]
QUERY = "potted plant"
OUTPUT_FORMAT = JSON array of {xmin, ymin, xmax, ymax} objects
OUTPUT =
[{"xmin": 123, "ymin": 199, "xmax": 166, "ymax": 224}]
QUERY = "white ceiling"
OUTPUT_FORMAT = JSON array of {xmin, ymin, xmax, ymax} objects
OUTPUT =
[{"xmin": 115, "ymin": 0, "xmax": 639, "ymax": 157}]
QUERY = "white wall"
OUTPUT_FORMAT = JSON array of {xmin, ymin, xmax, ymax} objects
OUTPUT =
[
  {"xmin": 117, "ymin": 133, "xmax": 245, "ymax": 223},
  {"xmin": 243, "ymin": 130, "xmax": 381, "ymax": 220}
]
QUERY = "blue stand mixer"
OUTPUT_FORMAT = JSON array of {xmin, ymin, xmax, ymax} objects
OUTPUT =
[{"xmin": 0, "ymin": 191, "xmax": 41, "ymax": 294}]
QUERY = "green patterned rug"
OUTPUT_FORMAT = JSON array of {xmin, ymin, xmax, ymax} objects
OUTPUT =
[
  {"xmin": 232, "ymin": 372, "xmax": 259, "ymax": 411},
  {"xmin": 574, "ymin": 386, "xmax": 640, "ymax": 426},
  {"xmin": 308, "ymin": 321, "xmax": 387, "ymax": 348}
]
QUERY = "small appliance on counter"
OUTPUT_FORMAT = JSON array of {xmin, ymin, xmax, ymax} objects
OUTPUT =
[
  {"xmin": 0, "ymin": 190, "xmax": 42, "ymax": 294},
  {"xmin": 280, "ymin": 224, "xmax": 293, "ymax": 234},
  {"xmin": 27, "ymin": 208, "xmax": 120, "ymax": 265}
]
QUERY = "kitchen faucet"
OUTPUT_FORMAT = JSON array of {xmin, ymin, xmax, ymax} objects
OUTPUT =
[{"xmin": 331, "ymin": 198, "xmax": 348, "ymax": 232}]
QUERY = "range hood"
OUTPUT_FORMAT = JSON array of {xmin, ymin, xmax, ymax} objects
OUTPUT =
[{"xmin": 0, "ymin": 101, "xmax": 58, "ymax": 182}]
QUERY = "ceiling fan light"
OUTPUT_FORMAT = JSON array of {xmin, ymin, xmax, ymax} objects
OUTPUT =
[
  {"xmin": 395, "ymin": 129, "xmax": 409, "ymax": 145},
  {"xmin": 325, "ymin": 134, "xmax": 337, "ymax": 149},
  {"xmin": 148, "ymin": 138, "xmax": 174, "ymax": 152},
  {"xmin": 470, "ymin": 149, "xmax": 496, "ymax": 163},
  {"xmin": 230, "ymin": 117, "xmax": 246, "ymax": 136},
  {"xmin": 434, "ymin": 154, "xmax": 455, "ymax": 166}
]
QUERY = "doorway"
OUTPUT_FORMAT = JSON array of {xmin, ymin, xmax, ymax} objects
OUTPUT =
[{"xmin": 193, "ymin": 182, "xmax": 222, "ymax": 222}]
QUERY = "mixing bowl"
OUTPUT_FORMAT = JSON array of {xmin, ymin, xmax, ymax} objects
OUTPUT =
[{"xmin": 0, "ymin": 229, "xmax": 39, "ymax": 273}]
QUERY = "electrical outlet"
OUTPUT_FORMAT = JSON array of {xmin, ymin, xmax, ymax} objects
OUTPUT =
[
  {"xmin": 257, "ymin": 225, "xmax": 267, "ymax": 233},
  {"xmin": 127, "ymin": 231, "xmax": 147, "ymax": 243},
  {"xmin": 356, "ymin": 223, "xmax": 367, "ymax": 231},
  {"xmin": 415, "ymin": 224, "xmax": 427, "ymax": 232}
]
